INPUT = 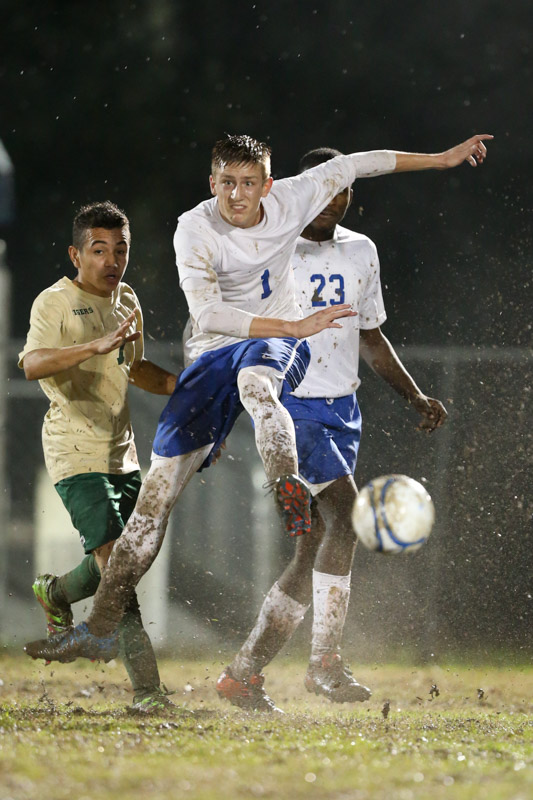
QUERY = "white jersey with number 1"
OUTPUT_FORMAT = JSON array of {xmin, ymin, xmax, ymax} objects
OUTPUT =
[
  {"xmin": 291, "ymin": 225, "xmax": 387, "ymax": 399},
  {"xmin": 174, "ymin": 151, "xmax": 396, "ymax": 365}
]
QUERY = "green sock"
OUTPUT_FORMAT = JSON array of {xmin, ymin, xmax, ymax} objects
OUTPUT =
[
  {"xmin": 119, "ymin": 600, "xmax": 161, "ymax": 695},
  {"xmin": 52, "ymin": 554, "xmax": 101, "ymax": 605}
]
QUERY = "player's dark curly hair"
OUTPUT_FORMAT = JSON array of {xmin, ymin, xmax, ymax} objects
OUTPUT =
[
  {"xmin": 298, "ymin": 147, "xmax": 343, "ymax": 172},
  {"xmin": 72, "ymin": 201, "xmax": 130, "ymax": 249},
  {"xmin": 211, "ymin": 134, "xmax": 272, "ymax": 180}
]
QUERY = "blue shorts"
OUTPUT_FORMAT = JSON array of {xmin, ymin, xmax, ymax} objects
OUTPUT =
[
  {"xmin": 152, "ymin": 337, "xmax": 310, "ymax": 469},
  {"xmin": 281, "ymin": 391, "xmax": 362, "ymax": 485}
]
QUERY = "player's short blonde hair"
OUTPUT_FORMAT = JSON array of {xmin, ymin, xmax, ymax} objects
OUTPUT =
[{"xmin": 211, "ymin": 134, "xmax": 272, "ymax": 181}]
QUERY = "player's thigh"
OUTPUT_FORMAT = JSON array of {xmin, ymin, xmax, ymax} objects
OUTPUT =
[
  {"xmin": 55, "ymin": 472, "xmax": 127, "ymax": 554},
  {"xmin": 132, "ymin": 448, "xmax": 212, "ymax": 519}
]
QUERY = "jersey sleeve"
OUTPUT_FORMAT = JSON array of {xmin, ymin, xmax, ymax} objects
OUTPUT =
[
  {"xmin": 275, "ymin": 151, "xmax": 397, "ymax": 231},
  {"xmin": 124, "ymin": 286, "xmax": 145, "ymax": 363},
  {"xmin": 359, "ymin": 241, "xmax": 387, "ymax": 330},
  {"xmin": 17, "ymin": 291, "xmax": 67, "ymax": 367},
  {"xmin": 174, "ymin": 219, "xmax": 258, "ymax": 338}
]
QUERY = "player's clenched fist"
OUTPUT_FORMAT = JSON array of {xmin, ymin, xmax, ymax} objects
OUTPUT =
[{"xmin": 412, "ymin": 395, "xmax": 448, "ymax": 433}]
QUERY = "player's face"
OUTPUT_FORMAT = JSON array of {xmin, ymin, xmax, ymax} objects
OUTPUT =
[
  {"xmin": 306, "ymin": 187, "xmax": 353, "ymax": 240},
  {"xmin": 68, "ymin": 227, "xmax": 130, "ymax": 297},
  {"xmin": 209, "ymin": 162, "xmax": 273, "ymax": 228}
]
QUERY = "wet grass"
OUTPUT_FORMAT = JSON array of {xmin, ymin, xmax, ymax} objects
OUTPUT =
[{"xmin": 1, "ymin": 654, "xmax": 533, "ymax": 799}]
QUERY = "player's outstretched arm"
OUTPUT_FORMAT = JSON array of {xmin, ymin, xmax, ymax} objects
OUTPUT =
[
  {"xmin": 393, "ymin": 134, "xmax": 493, "ymax": 172},
  {"xmin": 360, "ymin": 327, "xmax": 447, "ymax": 433},
  {"xmin": 23, "ymin": 311, "xmax": 140, "ymax": 381},
  {"xmin": 248, "ymin": 304, "xmax": 357, "ymax": 340}
]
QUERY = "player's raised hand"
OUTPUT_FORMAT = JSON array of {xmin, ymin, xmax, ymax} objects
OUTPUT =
[
  {"xmin": 411, "ymin": 395, "xmax": 448, "ymax": 433},
  {"xmin": 295, "ymin": 304, "xmax": 357, "ymax": 338},
  {"xmin": 94, "ymin": 310, "xmax": 141, "ymax": 355},
  {"xmin": 440, "ymin": 134, "xmax": 493, "ymax": 168}
]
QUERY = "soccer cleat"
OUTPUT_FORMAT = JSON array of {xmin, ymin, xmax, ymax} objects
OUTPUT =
[
  {"xmin": 130, "ymin": 686, "xmax": 178, "ymax": 715},
  {"xmin": 305, "ymin": 653, "xmax": 372, "ymax": 703},
  {"xmin": 32, "ymin": 574, "xmax": 74, "ymax": 636},
  {"xmin": 216, "ymin": 666, "xmax": 283, "ymax": 713},
  {"xmin": 24, "ymin": 621, "xmax": 119, "ymax": 664},
  {"xmin": 274, "ymin": 474, "xmax": 311, "ymax": 537}
]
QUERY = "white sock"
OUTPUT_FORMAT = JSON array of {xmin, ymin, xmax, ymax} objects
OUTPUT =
[
  {"xmin": 231, "ymin": 582, "xmax": 309, "ymax": 679},
  {"xmin": 310, "ymin": 569, "xmax": 351, "ymax": 664}
]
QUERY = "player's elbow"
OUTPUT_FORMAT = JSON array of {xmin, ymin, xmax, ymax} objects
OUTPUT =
[
  {"xmin": 195, "ymin": 307, "xmax": 221, "ymax": 334},
  {"xmin": 24, "ymin": 367, "xmax": 40, "ymax": 381},
  {"xmin": 22, "ymin": 356, "xmax": 39, "ymax": 381},
  {"xmin": 21, "ymin": 349, "xmax": 52, "ymax": 380}
]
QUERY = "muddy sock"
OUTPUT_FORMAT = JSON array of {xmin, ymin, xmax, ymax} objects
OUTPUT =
[
  {"xmin": 119, "ymin": 594, "xmax": 161, "ymax": 695},
  {"xmin": 52, "ymin": 554, "xmax": 101, "ymax": 606},
  {"xmin": 310, "ymin": 569, "xmax": 351, "ymax": 664},
  {"xmin": 230, "ymin": 582, "xmax": 309, "ymax": 679}
]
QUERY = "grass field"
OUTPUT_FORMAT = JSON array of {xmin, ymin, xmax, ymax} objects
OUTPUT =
[{"xmin": 1, "ymin": 652, "xmax": 533, "ymax": 800}]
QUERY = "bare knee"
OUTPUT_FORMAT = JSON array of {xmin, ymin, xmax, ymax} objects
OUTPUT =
[{"xmin": 237, "ymin": 365, "xmax": 281, "ymax": 405}]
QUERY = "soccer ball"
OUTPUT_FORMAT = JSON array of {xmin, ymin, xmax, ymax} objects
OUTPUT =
[{"xmin": 352, "ymin": 474, "xmax": 435, "ymax": 554}]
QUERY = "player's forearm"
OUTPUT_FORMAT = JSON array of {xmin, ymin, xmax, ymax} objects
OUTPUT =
[
  {"xmin": 22, "ymin": 343, "xmax": 100, "ymax": 380},
  {"xmin": 129, "ymin": 359, "xmax": 178, "ymax": 395},
  {"xmin": 360, "ymin": 330, "xmax": 424, "ymax": 403},
  {"xmin": 249, "ymin": 305, "xmax": 354, "ymax": 339},
  {"xmin": 350, "ymin": 149, "xmax": 441, "ymax": 176},
  {"xmin": 392, "ymin": 151, "xmax": 447, "ymax": 172},
  {"xmin": 248, "ymin": 316, "xmax": 299, "ymax": 338},
  {"xmin": 392, "ymin": 134, "xmax": 493, "ymax": 172}
]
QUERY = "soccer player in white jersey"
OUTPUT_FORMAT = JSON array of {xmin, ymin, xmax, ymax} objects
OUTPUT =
[
  {"xmin": 216, "ymin": 147, "xmax": 448, "ymax": 711},
  {"xmin": 25, "ymin": 132, "xmax": 492, "ymax": 665}
]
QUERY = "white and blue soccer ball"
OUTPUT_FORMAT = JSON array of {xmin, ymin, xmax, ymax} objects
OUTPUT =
[{"xmin": 352, "ymin": 474, "xmax": 435, "ymax": 554}]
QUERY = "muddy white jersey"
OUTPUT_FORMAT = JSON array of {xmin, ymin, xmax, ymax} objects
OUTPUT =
[
  {"xmin": 175, "ymin": 150, "xmax": 396, "ymax": 364},
  {"xmin": 291, "ymin": 225, "xmax": 386, "ymax": 398}
]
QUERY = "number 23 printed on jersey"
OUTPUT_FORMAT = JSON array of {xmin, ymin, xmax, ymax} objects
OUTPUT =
[{"xmin": 310, "ymin": 273, "xmax": 345, "ymax": 306}]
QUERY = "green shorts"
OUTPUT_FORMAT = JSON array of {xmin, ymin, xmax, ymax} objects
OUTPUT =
[{"xmin": 55, "ymin": 471, "xmax": 142, "ymax": 554}]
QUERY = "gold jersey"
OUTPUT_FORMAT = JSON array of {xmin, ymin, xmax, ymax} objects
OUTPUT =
[{"xmin": 19, "ymin": 276, "xmax": 143, "ymax": 483}]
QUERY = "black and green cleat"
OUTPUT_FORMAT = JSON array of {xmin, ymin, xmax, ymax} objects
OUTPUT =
[
  {"xmin": 32, "ymin": 574, "xmax": 74, "ymax": 637},
  {"xmin": 130, "ymin": 686, "xmax": 179, "ymax": 715}
]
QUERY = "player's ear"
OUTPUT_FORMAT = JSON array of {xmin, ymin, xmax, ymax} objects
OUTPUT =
[
  {"xmin": 68, "ymin": 245, "xmax": 80, "ymax": 269},
  {"xmin": 261, "ymin": 177, "xmax": 273, "ymax": 198},
  {"xmin": 209, "ymin": 174, "xmax": 216, "ymax": 196}
]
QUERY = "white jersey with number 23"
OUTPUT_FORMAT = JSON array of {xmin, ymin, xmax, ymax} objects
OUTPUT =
[{"xmin": 291, "ymin": 225, "xmax": 387, "ymax": 398}]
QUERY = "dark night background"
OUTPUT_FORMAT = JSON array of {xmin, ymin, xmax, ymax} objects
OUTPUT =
[{"xmin": 0, "ymin": 0, "xmax": 531, "ymax": 660}]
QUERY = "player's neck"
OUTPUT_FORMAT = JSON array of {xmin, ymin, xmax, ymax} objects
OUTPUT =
[{"xmin": 300, "ymin": 224, "xmax": 336, "ymax": 243}]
